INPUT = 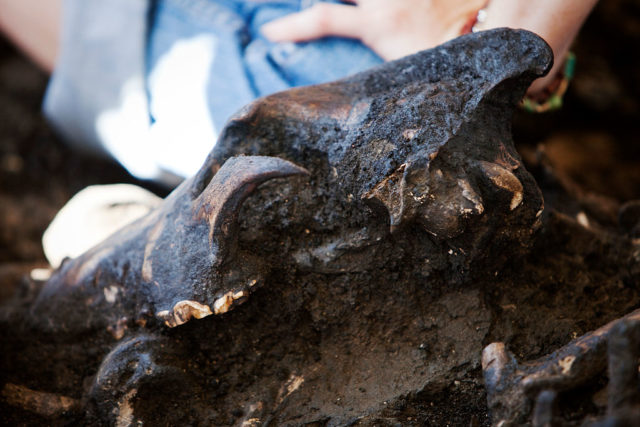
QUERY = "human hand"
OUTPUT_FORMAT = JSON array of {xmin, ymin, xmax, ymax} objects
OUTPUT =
[
  {"xmin": 261, "ymin": 0, "xmax": 487, "ymax": 61},
  {"xmin": 479, "ymin": 0, "xmax": 599, "ymax": 94}
]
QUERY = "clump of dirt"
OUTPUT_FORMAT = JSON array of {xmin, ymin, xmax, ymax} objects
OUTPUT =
[{"xmin": 0, "ymin": 37, "xmax": 157, "ymax": 302}]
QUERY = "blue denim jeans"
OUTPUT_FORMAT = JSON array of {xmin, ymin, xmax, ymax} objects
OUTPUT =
[
  {"xmin": 45, "ymin": 0, "xmax": 382, "ymax": 183},
  {"xmin": 146, "ymin": 0, "xmax": 382, "ymax": 178}
]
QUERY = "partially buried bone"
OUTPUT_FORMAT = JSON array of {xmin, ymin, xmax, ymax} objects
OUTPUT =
[
  {"xmin": 29, "ymin": 155, "xmax": 308, "ymax": 335},
  {"xmin": 211, "ymin": 29, "xmax": 551, "ymax": 275},
  {"xmin": 483, "ymin": 309, "xmax": 640, "ymax": 426}
]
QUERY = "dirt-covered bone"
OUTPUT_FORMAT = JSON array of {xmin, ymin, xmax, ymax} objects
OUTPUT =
[
  {"xmin": 483, "ymin": 309, "xmax": 640, "ymax": 426},
  {"xmin": 28, "ymin": 155, "xmax": 308, "ymax": 334},
  {"xmin": 28, "ymin": 27, "xmax": 552, "ymax": 336},
  {"xmin": 208, "ymin": 28, "xmax": 550, "ymax": 279},
  {"xmin": 526, "ymin": 317, "xmax": 640, "ymax": 427},
  {"xmin": 1, "ymin": 28, "xmax": 558, "ymax": 425}
]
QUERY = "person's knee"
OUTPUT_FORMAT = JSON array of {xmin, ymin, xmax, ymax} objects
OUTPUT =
[{"xmin": 0, "ymin": 0, "xmax": 61, "ymax": 72}]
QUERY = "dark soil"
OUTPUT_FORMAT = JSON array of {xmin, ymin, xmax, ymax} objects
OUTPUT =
[
  {"xmin": 1, "ymin": 1, "xmax": 640, "ymax": 425},
  {"xmin": 0, "ymin": 39, "xmax": 163, "ymax": 302}
]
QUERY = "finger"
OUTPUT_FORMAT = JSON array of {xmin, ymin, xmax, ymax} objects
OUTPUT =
[{"xmin": 261, "ymin": 3, "xmax": 363, "ymax": 42}]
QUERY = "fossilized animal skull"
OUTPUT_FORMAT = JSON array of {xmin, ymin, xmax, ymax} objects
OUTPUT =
[{"xmin": 2, "ymin": 28, "xmax": 554, "ymax": 424}]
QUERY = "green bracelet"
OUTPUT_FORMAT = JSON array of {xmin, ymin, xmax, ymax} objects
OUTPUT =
[{"xmin": 520, "ymin": 52, "xmax": 576, "ymax": 113}]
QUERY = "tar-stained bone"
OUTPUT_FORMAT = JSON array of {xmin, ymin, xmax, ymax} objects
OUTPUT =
[
  {"xmin": 528, "ymin": 318, "xmax": 640, "ymax": 427},
  {"xmin": 531, "ymin": 390, "xmax": 556, "ymax": 427},
  {"xmin": 483, "ymin": 309, "xmax": 640, "ymax": 426},
  {"xmin": 28, "ymin": 156, "xmax": 308, "ymax": 334},
  {"xmin": 2, "ymin": 29, "xmax": 555, "ymax": 425},
  {"xmin": 605, "ymin": 318, "xmax": 640, "ymax": 417},
  {"xmin": 200, "ymin": 29, "xmax": 551, "ymax": 285},
  {"xmin": 28, "ymin": 28, "xmax": 552, "ymax": 338}
]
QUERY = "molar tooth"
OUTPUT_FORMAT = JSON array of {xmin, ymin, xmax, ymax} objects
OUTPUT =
[
  {"xmin": 213, "ymin": 291, "xmax": 236, "ymax": 315},
  {"xmin": 479, "ymin": 161, "xmax": 524, "ymax": 210},
  {"xmin": 158, "ymin": 300, "xmax": 213, "ymax": 328}
]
